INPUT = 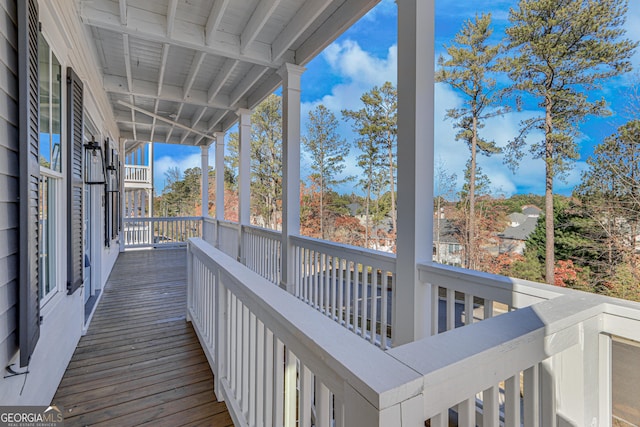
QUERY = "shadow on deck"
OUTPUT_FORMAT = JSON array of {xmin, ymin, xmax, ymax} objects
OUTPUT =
[{"xmin": 53, "ymin": 249, "xmax": 233, "ymax": 427}]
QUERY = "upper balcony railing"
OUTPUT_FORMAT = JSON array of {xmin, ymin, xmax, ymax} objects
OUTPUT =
[
  {"xmin": 186, "ymin": 235, "xmax": 640, "ymax": 427},
  {"xmin": 128, "ymin": 216, "xmax": 640, "ymax": 425},
  {"xmin": 124, "ymin": 165, "xmax": 151, "ymax": 184}
]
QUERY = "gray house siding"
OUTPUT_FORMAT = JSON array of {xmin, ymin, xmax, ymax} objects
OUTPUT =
[{"xmin": 0, "ymin": 0, "xmax": 19, "ymax": 369}]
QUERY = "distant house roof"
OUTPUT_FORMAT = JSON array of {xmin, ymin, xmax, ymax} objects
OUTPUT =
[
  {"xmin": 434, "ymin": 218, "xmax": 459, "ymax": 244},
  {"xmin": 508, "ymin": 213, "xmax": 528, "ymax": 226},
  {"xmin": 347, "ymin": 203, "xmax": 360, "ymax": 216},
  {"xmin": 522, "ymin": 205, "xmax": 542, "ymax": 217},
  {"xmin": 500, "ymin": 215, "xmax": 539, "ymax": 241}
]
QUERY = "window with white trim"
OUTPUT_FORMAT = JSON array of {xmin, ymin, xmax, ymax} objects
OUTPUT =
[{"xmin": 38, "ymin": 33, "xmax": 62, "ymax": 304}]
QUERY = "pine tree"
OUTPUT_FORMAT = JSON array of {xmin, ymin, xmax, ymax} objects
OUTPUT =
[
  {"xmin": 226, "ymin": 94, "xmax": 283, "ymax": 229},
  {"xmin": 343, "ymin": 82, "xmax": 397, "ymax": 250},
  {"xmin": 500, "ymin": 0, "xmax": 637, "ymax": 285},
  {"xmin": 436, "ymin": 13, "xmax": 505, "ymax": 270},
  {"xmin": 303, "ymin": 104, "xmax": 350, "ymax": 240},
  {"xmin": 575, "ymin": 120, "xmax": 640, "ymax": 290}
]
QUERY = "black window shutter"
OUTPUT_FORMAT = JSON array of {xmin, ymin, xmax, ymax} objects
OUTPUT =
[
  {"xmin": 18, "ymin": 0, "xmax": 40, "ymax": 368},
  {"xmin": 67, "ymin": 67, "xmax": 83, "ymax": 295}
]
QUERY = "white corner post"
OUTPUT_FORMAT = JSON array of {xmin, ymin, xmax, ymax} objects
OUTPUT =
[
  {"xmin": 394, "ymin": 0, "xmax": 435, "ymax": 346},
  {"xmin": 278, "ymin": 63, "xmax": 305, "ymax": 293},
  {"xmin": 215, "ymin": 132, "xmax": 226, "ymax": 221},
  {"xmin": 237, "ymin": 109, "xmax": 252, "ymax": 262},
  {"xmin": 148, "ymin": 141, "xmax": 154, "ymax": 218},
  {"xmin": 201, "ymin": 143, "xmax": 210, "ymax": 217}
]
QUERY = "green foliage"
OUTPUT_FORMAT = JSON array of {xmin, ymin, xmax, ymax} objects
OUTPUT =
[
  {"xmin": 226, "ymin": 94, "xmax": 283, "ymax": 228},
  {"xmin": 500, "ymin": 0, "xmax": 637, "ymax": 283},
  {"xmin": 437, "ymin": 13, "xmax": 505, "ymax": 269},
  {"xmin": 303, "ymin": 104, "xmax": 351, "ymax": 239},
  {"xmin": 343, "ymin": 82, "xmax": 398, "ymax": 247},
  {"xmin": 497, "ymin": 194, "xmax": 545, "ymax": 213},
  {"xmin": 157, "ymin": 166, "xmax": 203, "ymax": 216}
]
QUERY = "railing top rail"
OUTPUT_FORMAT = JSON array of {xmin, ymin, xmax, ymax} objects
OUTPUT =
[
  {"xmin": 418, "ymin": 261, "xmax": 568, "ymax": 307},
  {"xmin": 290, "ymin": 234, "xmax": 396, "ymax": 272},
  {"xmin": 218, "ymin": 219, "xmax": 241, "ymax": 230},
  {"xmin": 242, "ymin": 224, "xmax": 281, "ymax": 240},
  {"xmin": 124, "ymin": 164, "xmax": 150, "ymax": 169},
  {"xmin": 388, "ymin": 294, "xmax": 607, "ymax": 418},
  {"xmin": 123, "ymin": 216, "xmax": 202, "ymax": 222},
  {"xmin": 188, "ymin": 238, "xmax": 421, "ymax": 410},
  {"xmin": 203, "ymin": 216, "xmax": 217, "ymax": 224}
]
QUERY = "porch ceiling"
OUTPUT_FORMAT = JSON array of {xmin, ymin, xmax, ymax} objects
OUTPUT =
[{"xmin": 77, "ymin": 0, "xmax": 380, "ymax": 147}]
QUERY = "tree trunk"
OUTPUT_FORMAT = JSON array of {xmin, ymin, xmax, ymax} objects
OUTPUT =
[
  {"xmin": 544, "ymin": 98, "xmax": 555, "ymax": 285},
  {"xmin": 388, "ymin": 130, "xmax": 396, "ymax": 250},
  {"xmin": 468, "ymin": 115, "xmax": 478, "ymax": 270}
]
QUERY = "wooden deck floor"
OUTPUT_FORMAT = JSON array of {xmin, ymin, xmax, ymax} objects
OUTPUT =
[{"xmin": 53, "ymin": 249, "xmax": 233, "ymax": 427}]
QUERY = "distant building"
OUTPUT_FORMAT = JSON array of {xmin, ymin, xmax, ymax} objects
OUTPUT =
[
  {"xmin": 433, "ymin": 218, "xmax": 463, "ymax": 266},
  {"xmin": 498, "ymin": 205, "xmax": 541, "ymax": 255}
]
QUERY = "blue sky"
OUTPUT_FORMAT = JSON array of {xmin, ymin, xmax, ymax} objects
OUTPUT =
[{"xmin": 154, "ymin": 0, "xmax": 640, "ymax": 198}]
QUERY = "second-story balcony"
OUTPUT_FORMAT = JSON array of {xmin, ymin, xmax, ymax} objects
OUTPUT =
[
  {"xmin": 66, "ymin": 216, "xmax": 639, "ymax": 427},
  {"xmin": 124, "ymin": 165, "xmax": 152, "ymax": 186}
]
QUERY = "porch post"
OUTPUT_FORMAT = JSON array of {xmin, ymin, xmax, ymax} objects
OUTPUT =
[
  {"xmin": 201, "ymin": 143, "xmax": 210, "ymax": 217},
  {"xmin": 149, "ymin": 142, "xmax": 154, "ymax": 217},
  {"xmin": 278, "ymin": 63, "xmax": 305, "ymax": 293},
  {"xmin": 394, "ymin": 0, "xmax": 435, "ymax": 345},
  {"xmin": 215, "ymin": 132, "xmax": 225, "ymax": 221},
  {"xmin": 237, "ymin": 109, "xmax": 251, "ymax": 262}
]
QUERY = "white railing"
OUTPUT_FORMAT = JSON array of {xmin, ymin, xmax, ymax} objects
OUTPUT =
[
  {"xmin": 290, "ymin": 235, "xmax": 395, "ymax": 349},
  {"xmin": 243, "ymin": 225, "xmax": 282, "ymax": 286},
  {"xmin": 187, "ymin": 238, "xmax": 422, "ymax": 427},
  {"xmin": 202, "ymin": 217, "xmax": 217, "ymax": 246},
  {"xmin": 418, "ymin": 262, "xmax": 565, "ymax": 335},
  {"xmin": 188, "ymin": 237, "xmax": 640, "ymax": 426},
  {"xmin": 123, "ymin": 217, "xmax": 202, "ymax": 248},
  {"xmin": 124, "ymin": 165, "xmax": 151, "ymax": 183},
  {"xmin": 217, "ymin": 220, "xmax": 241, "ymax": 259}
]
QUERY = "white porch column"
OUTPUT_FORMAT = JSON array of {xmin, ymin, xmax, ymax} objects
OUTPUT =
[
  {"xmin": 278, "ymin": 63, "xmax": 305, "ymax": 293},
  {"xmin": 149, "ymin": 142, "xmax": 154, "ymax": 217},
  {"xmin": 215, "ymin": 132, "xmax": 225, "ymax": 220},
  {"xmin": 201, "ymin": 144, "xmax": 210, "ymax": 217},
  {"xmin": 237, "ymin": 109, "xmax": 252, "ymax": 226},
  {"xmin": 394, "ymin": 0, "xmax": 435, "ymax": 345}
]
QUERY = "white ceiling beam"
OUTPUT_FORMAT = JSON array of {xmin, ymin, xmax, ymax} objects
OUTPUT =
[
  {"xmin": 191, "ymin": 107, "xmax": 208, "ymax": 129},
  {"xmin": 207, "ymin": 58, "xmax": 238, "ymax": 103},
  {"xmin": 157, "ymin": 43, "xmax": 170, "ymax": 96},
  {"xmin": 117, "ymin": 100, "xmax": 214, "ymax": 141},
  {"xmin": 119, "ymin": 0, "xmax": 127, "ymax": 25},
  {"xmin": 150, "ymin": 99, "xmax": 160, "ymax": 142},
  {"xmin": 194, "ymin": 109, "xmax": 228, "ymax": 145},
  {"xmin": 180, "ymin": 106, "xmax": 208, "ymax": 144},
  {"xmin": 271, "ymin": 0, "xmax": 333, "ymax": 61},
  {"xmin": 184, "ymin": 51, "xmax": 207, "ymax": 100},
  {"xmin": 247, "ymin": 72, "xmax": 282, "ymax": 109},
  {"xmin": 166, "ymin": 0, "xmax": 179, "ymax": 37},
  {"xmin": 120, "ymin": 130, "xmax": 199, "ymax": 145},
  {"xmin": 165, "ymin": 103, "xmax": 184, "ymax": 143},
  {"xmin": 104, "ymin": 75, "xmax": 230, "ymax": 109},
  {"xmin": 79, "ymin": 3, "xmax": 289, "ymax": 69},
  {"xmin": 122, "ymin": 34, "xmax": 133, "ymax": 91},
  {"xmin": 130, "ymin": 95, "xmax": 137, "ymax": 141},
  {"xmin": 241, "ymin": 0, "xmax": 282, "ymax": 54},
  {"xmin": 207, "ymin": 110, "xmax": 228, "ymax": 131},
  {"xmin": 205, "ymin": 0, "xmax": 231, "ymax": 46},
  {"xmin": 296, "ymin": 0, "xmax": 379, "ymax": 65},
  {"xmin": 229, "ymin": 66, "xmax": 268, "ymax": 106}
]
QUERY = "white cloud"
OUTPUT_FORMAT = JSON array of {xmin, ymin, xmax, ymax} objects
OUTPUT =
[{"xmin": 154, "ymin": 152, "xmax": 202, "ymax": 194}]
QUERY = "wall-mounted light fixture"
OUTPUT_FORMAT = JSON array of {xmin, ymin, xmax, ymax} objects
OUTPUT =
[{"xmin": 84, "ymin": 136, "xmax": 106, "ymax": 184}]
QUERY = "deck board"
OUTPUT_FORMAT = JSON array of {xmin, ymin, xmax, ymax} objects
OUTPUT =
[{"xmin": 53, "ymin": 249, "xmax": 233, "ymax": 427}]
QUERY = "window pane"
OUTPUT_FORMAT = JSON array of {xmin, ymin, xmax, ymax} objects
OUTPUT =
[
  {"xmin": 51, "ymin": 52, "xmax": 62, "ymax": 172},
  {"xmin": 38, "ymin": 35, "xmax": 50, "ymax": 168},
  {"xmin": 39, "ymin": 176, "xmax": 58, "ymax": 301}
]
